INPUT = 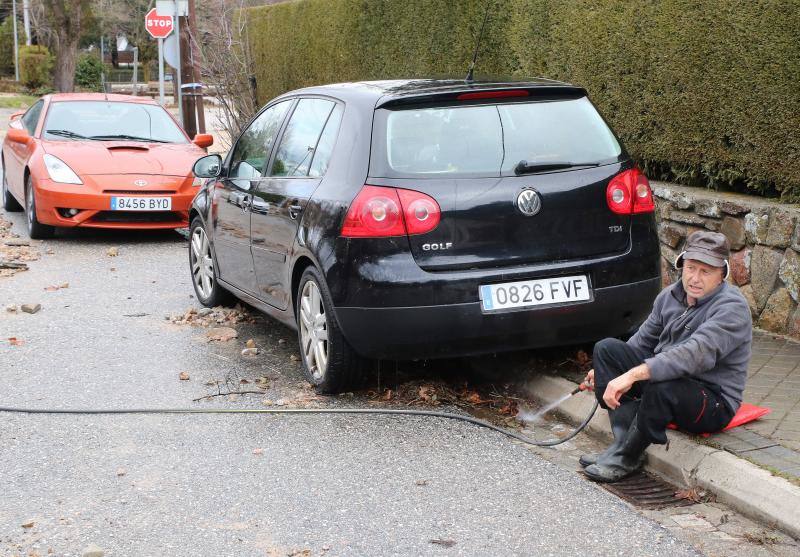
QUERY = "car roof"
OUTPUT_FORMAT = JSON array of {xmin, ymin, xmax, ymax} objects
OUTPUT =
[
  {"xmin": 45, "ymin": 93, "xmax": 160, "ymax": 105},
  {"xmin": 282, "ymin": 77, "xmax": 585, "ymax": 106}
]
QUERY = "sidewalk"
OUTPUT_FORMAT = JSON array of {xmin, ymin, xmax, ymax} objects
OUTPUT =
[{"xmin": 528, "ymin": 328, "xmax": 800, "ymax": 539}]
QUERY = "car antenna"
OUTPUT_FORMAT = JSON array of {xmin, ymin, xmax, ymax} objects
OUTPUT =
[
  {"xmin": 101, "ymin": 71, "xmax": 108, "ymax": 101},
  {"xmin": 465, "ymin": 0, "xmax": 492, "ymax": 83}
]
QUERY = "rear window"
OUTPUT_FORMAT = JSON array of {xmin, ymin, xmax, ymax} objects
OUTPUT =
[{"xmin": 371, "ymin": 97, "xmax": 623, "ymax": 178}]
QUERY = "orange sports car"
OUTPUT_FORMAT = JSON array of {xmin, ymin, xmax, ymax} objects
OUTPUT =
[{"xmin": 1, "ymin": 93, "xmax": 213, "ymax": 238}]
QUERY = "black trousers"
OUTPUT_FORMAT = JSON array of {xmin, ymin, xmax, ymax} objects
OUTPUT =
[{"xmin": 592, "ymin": 338, "xmax": 736, "ymax": 445}]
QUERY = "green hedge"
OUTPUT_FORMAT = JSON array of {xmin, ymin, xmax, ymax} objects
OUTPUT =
[
  {"xmin": 244, "ymin": 0, "xmax": 800, "ymax": 201},
  {"xmin": 19, "ymin": 45, "xmax": 53, "ymax": 91}
]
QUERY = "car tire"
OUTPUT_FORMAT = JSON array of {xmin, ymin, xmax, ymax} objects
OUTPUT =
[
  {"xmin": 25, "ymin": 176, "xmax": 55, "ymax": 239},
  {"xmin": 2, "ymin": 159, "xmax": 23, "ymax": 212},
  {"xmin": 189, "ymin": 216, "xmax": 234, "ymax": 307},
  {"xmin": 296, "ymin": 266, "xmax": 365, "ymax": 394}
]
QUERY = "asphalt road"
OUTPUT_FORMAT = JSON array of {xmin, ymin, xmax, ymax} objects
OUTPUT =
[{"xmin": 0, "ymin": 204, "xmax": 701, "ymax": 557}]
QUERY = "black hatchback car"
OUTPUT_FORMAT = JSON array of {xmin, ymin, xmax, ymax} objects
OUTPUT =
[{"xmin": 189, "ymin": 79, "xmax": 661, "ymax": 393}]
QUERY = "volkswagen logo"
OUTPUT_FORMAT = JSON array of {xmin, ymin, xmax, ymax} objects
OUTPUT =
[
  {"xmin": 134, "ymin": 179, "xmax": 148, "ymax": 187},
  {"xmin": 516, "ymin": 189, "xmax": 541, "ymax": 216}
]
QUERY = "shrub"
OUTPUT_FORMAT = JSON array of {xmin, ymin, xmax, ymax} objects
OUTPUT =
[
  {"xmin": 19, "ymin": 45, "xmax": 53, "ymax": 91},
  {"xmin": 75, "ymin": 52, "xmax": 104, "ymax": 91},
  {"xmin": 243, "ymin": 0, "xmax": 800, "ymax": 201},
  {"xmin": 0, "ymin": 16, "xmax": 15, "ymax": 77}
]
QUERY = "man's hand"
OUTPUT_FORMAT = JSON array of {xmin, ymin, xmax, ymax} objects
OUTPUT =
[
  {"xmin": 582, "ymin": 369, "xmax": 595, "ymax": 391},
  {"xmin": 602, "ymin": 363, "xmax": 650, "ymax": 409}
]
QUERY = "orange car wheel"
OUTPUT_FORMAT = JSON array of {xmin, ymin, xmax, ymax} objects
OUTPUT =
[
  {"xmin": 25, "ymin": 176, "xmax": 55, "ymax": 239},
  {"xmin": 2, "ymin": 159, "xmax": 22, "ymax": 212}
]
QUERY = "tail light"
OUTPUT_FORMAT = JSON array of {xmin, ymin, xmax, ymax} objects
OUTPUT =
[
  {"xmin": 341, "ymin": 185, "xmax": 441, "ymax": 238},
  {"xmin": 606, "ymin": 168, "xmax": 655, "ymax": 215}
]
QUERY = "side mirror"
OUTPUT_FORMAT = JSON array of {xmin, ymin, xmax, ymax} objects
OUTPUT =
[
  {"xmin": 7, "ymin": 128, "xmax": 31, "ymax": 145},
  {"xmin": 9, "ymin": 110, "xmax": 24, "ymax": 122},
  {"xmin": 193, "ymin": 133, "xmax": 214, "ymax": 149},
  {"xmin": 193, "ymin": 154, "xmax": 222, "ymax": 178}
]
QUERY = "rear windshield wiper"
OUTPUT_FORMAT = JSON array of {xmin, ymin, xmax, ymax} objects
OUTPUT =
[
  {"xmin": 514, "ymin": 160, "xmax": 601, "ymax": 176},
  {"xmin": 46, "ymin": 129, "xmax": 88, "ymax": 140},
  {"xmin": 89, "ymin": 134, "xmax": 169, "ymax": 143}
]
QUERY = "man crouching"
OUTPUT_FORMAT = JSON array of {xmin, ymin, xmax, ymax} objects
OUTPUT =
[{"xmin": 581, "ymin": 230, "xmax": 752, "ymax": 483}]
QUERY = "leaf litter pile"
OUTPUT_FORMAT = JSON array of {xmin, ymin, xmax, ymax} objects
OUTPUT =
[{"xmin": 0, "ymin": 216, "xmax": 40, "ymax": 277}]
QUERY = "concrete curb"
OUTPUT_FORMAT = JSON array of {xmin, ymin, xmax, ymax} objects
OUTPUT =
[{"xmin": 526, "ymin": 374, "xmax": 800, "ymax": 540}]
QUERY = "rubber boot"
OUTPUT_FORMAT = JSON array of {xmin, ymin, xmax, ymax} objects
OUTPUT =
[
  {"xmin": 584, "ymin": 418, "xmax": 650, "ymax": 483},
  {"xmin": 579, "ymin": 401, "xmax": 639, "ymax": 468}
]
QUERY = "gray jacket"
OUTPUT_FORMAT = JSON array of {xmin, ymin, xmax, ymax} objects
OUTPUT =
[{"xmin": 627, "ymin": 280, "xmax": 752, "ymax": 413}]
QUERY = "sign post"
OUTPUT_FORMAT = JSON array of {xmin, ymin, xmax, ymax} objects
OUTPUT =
[{"xmin": 145, "ymin": 7, "xmax": 174, "ymax": 107}]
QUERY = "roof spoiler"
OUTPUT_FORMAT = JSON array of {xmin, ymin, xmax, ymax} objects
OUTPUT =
[{"xmin": 376, "ymin": 85, "xmax": 588, "ymax": 109}]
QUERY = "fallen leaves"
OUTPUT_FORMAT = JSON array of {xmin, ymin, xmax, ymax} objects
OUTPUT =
[
  {"xmin": 7, "ymin": 337, "xmax": 23, "ymax": 346},
  {"xmin": 674, "ymin": 486, "xmax": 712, "ymax": 504},
  {"xmin": 205, "ymin": 327, "xmax": 238, "ymax": 342}
]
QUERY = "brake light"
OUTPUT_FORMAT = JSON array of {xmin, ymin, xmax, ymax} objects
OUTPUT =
[
  {"xmin": 457, "ymin": 90, "xmax": 530, "ymax": 101},
  {"xmin": 606, "ymin": 168, "xmax": 654, "ymax": 215},
  {"xmin": 341, "ymin": 185, "xmax": 441, "ymax": 238}
]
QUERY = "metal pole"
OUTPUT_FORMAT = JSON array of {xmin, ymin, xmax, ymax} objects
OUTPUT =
[
  {"xmin": 12, "ymin": 0, "xmax": 19, "ymax": 82},
  {"xmin": 132, "ymin": 47, "xmax": 138, "ymax": 95},
  {"xmin": 158, "ymin": 38, "xmax": 165, "ymax": 106},
  {"xmin": 188, "ymin": 0, "xmax": 205, "ymax": 134},
  {"xmin": 22, "ymin": 0, "xmax": 31, "ymax": 45},
  {"xmin": 175, "ymin": 12, "xmax": 183, "ymax": 127}
]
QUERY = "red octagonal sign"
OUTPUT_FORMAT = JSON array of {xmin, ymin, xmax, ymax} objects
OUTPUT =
[{"xmin": 145, "ymin": 8, "xmax": 173, "ymax": 39}]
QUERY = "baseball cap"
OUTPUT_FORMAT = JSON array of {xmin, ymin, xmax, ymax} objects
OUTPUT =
[{"xmin": 675, "ymin": 230, "xmax": 731, "ymax": 278}]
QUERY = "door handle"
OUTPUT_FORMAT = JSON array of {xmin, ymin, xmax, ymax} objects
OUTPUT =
[{"xmin": 288, "ymin": 204, "xmax": 302, "ymax": 220}]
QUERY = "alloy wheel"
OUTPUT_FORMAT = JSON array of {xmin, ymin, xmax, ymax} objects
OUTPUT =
[
  {"xmin": 190, "ymin": 226, "xmax": 215, "ymax": 300},
  {"xmin": 299, "ymin": 280, "xmax": 329, "ymax": 380},
  {"xmin": 26, "ymin": 186, "xmax": 34, "ymax": 228}
]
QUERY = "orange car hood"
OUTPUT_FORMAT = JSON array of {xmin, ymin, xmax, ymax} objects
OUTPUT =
[{"xmin": 42, "ymin": 141, "xmax": 205, "ymax": 177}]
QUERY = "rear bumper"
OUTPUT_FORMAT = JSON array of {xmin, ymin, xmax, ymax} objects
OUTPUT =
[
  {"xmin": 34, "ymin": 178, "xmax": 193, "ymax": 229},
  {"xmin": 335, "ymin": 276, "xmax": 660, "ymax": 359}
]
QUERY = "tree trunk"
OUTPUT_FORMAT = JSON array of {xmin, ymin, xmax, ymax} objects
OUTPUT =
[{"xmin": 50, "ymin": 0, "xmax": 84, "ymax": 93}]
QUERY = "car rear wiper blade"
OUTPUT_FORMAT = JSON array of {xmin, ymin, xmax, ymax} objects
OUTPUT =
[
  {"xmin": 89, "ymin": 134, "xmax": 169, "ymax": 143},
  {"xmin": 46, "ymin": 129, "xmax": 89, "ymax": 140},
  {"xmin": 514, "ymin": 160, "xmax": 601, "ymax": 176}
]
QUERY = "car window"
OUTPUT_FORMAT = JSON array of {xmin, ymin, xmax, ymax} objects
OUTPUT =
[
  {"xmin": 270, "ymin": 98, "xmax": 334, "ymax": 177},
  {"xmin": 22, "ymin": 100, "xmax": 44, "ymax": 135},
  {"xmin": 372, "ymin": 97, "xmax": 623, "ymax": 178},
  {"xmin": 308, "ymin": 104, "xmax": 343, "ymax": 178},
  {"xmin": 43, "ymin": 101, "xmax": 187, "ymax": 143},
  {"xmin": 229, "ymin": 100, "xmax": 291, "ymax": 181}
]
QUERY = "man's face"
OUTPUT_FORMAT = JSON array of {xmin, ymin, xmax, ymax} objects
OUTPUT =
[{"xmin": 681, "ymin": 258, "xmax": 725, "ymax": 301}]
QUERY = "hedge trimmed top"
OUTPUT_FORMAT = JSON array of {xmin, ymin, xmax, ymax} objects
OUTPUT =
[{"xmin": 243, "ymin": 0, "xmax": 800, "ymax": 202}]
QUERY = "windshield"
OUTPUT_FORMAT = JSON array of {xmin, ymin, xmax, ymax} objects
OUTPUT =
[
  {"xmin": 43, "ymin": 101, "xmax": 187, "ymax": 143},
  {"xmin": 373, "ymin": 97, "xmax": 623, "ymax": 178}
]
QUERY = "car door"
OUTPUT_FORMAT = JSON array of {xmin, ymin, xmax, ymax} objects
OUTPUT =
[
  {"xmin": 5, "ymin": 99, "xmax": 44, "ymax": 199},
  {"xmin": 211, "ymin": 100, "xmax": 293, "ymax": 294},
  {"xmin": 251, "ymin": 98, "xmax": 343, "ymax": 310}
]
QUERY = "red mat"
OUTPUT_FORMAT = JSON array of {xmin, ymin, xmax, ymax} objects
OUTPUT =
[{"xmin": 668, "ymin": 403, "xmax": 771, "ymax": 436}]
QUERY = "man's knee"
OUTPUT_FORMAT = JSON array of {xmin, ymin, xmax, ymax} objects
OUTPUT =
[{"xmin": 593, "ymin": 337, "xmax": 626, "ymax": 361}]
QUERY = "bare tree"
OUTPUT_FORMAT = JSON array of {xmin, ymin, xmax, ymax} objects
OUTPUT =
[{"xmin": 30, "ymin": 0, "xmax": 91, "ymax": 92}]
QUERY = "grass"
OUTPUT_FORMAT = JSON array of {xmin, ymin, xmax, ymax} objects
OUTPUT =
[{"xmin": 0, "ymin": 95, "xmax": 38, "ymax": 109}]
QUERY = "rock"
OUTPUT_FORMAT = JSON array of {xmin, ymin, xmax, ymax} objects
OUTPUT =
[
  {"xmin": 241, "ymin": 347, "xmax": 259, "ymax": 356},
  {"xmin": 289, "ymin": 354, "xmax": 300, "ymax": 362},
  {"xmin": 744, "ymin": 210, "xmax": 770, "ymax": 244},
  {"xmin": 765, "ymin": 209, "xmax": 798, "ymax": 248},
  {"xmin": 198, "ymin": 308, "xmax": 213, "ymax": 317},
  {"xmin": 21, "ymin": 303, "xmax": 41, "ymax": 314},
  {"xmin": 21, "ymin": 520, "xmax": 35, "ymax": 529},
  {"xmin": 275, "ymin": 398, "xmax": 286, "ymax": 406},
  {"xmin": 757, "ymin": 288, "xmax": 795, "ymax": 333},
  {"xmin": 246, "ymin": 339, "xmax": 256, "ymax": 349},
  {"xmin": 702, "ymin": 219, "xmax": 721, "ymax": 232},
  {"xmin": 657, "ymin": 222, "xmax": 685, "ymax": 248},
  {"xmin": 116, "ymin": 468, "xmax": 126, "ymax": 477},
  {"xmin": 719, "ymin": 200, "xmax": 750, "ymax": 215},
  {"xmin": 655, "ymin": 187, "xmax": 693, "ymax": 210},
  {"xmin": 750, "ymin": 246, "xmax": 783, "ymax": 312},
  {"xmin": 278, "ymin": 338, "xmax": 286, "ymax": 345},
  {"xmin": 779, "ymin": 249, "xmax": 800, "ymax": 303},
  {"xmin": 720, "ymin": 216, "xmax": 746, "ymax": 250},
  {"xmin": 252, "ymin": 448, "xmax": 264, "ymax": 455},
  {"xmin": 667, "ymin": 210, "xmax": 705, "ymax": 226},
  {"xmin": 793, "ymin": 222, "xmax": 800, "ymax": 252},
  {"xmin": 790, "ymin": 306, "xmax": 800, "ymax": 336},
  {"xmin": 4, "ymin": 239, "xmax": 29, "ymax": 246},
  {"xmin": 179, "ymin": 372, "xmax": 190, "ymax": 381},
  {"xmin": 107, "ymin": 247, "xmax": 119, "ymax": 257},
  {"xmin": 205, "ymin": 327, "xmax": 238, "ymax": 342},
  {"xmin": 82, "ymin": 544, "xmax": 104, "ymax": 557},
  {"xmin": 656, "ymin": 200, "xmax": 673, "ymax": 221},
  {"xmin": 695, "ymin": 199, "xmax": 721, "ymax": 218},
  {"xmin": 740, "ymin": 285, "xmax": 758, "ymax": 318},
  {"xmin": 729, "ymin": 248, "xmax": 751, "ymax": 286},
  {"xmin": 6, "ymin": 304, "xmax": 17, "ymax": 312}
]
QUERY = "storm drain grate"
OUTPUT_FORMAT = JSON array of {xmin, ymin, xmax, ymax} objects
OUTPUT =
[{"xmin": 597, "ymin": 471, "xmax": 694, "ymax": 509}]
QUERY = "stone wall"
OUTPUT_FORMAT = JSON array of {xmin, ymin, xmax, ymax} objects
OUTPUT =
[{"xmin": 653, "ymin": 182, "xmax": 800, "ymax": 339}]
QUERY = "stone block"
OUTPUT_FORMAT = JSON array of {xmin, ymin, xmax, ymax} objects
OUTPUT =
[
  {"xmin": 750, "ymin": 245, "xmax": 784, "ymax": 312},
  {"xmin": 657, "ymin": 222, "xmax": 685, "ymax": 248},
  {"xmin": 729, "ymin": 248, "xmax": 751, "ymax": 286},
  {"xmin": 740, "ymin": 284, "xmax": 758, "ymax": 318},
  {"xmin": 779, "ymin": 248, "xmax": 800, "ymax": 303},
  {"xmin": 793, "ymin": 307, "xmax": 800, "ymax": 336},
  {"xmin": 702, "ymin": 218, "xmax": 721, "ymax": 231},
  {"xmin": 757, "ymin": 288, "xmax": 795, "ymax": 333},
  {"xmin": 695, "ymin": 199, "xmax": 722, "ymax": 218},
  {"xmin": 765, "ymin": 209, "xmax": 798, "ymax": 248},
  {"xmin": 744, "ymin": 209, "xmax": 770, "ymax": 244},
  {"xmin": 669, "ymin": 209, "xmax": 705, "ymax": 226},
  {"xmin": 719, "ymin": 199, "xmax": 750, "ymax": 215},
  {"xmin": 720, "ymin": 215, "xmax": 746, "ymax": 250},
  {"xmin": 660, "ymin": 244, "xmax": 680, "ymax": 267},
  {"xmin": 656, "ymin": 200, "xmax": 673, "ymax": 221},
  {"xmin": 792, "ymin": 222, "xmax": 800, "ymax": 252},
  {"xmin": 657, "ymin": 188, "xmax": 693, "ymax": 210}
]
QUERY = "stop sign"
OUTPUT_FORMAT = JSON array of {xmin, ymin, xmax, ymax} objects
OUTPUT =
[{"xmin": 145, "ymin": 8, "xmax": 173, "ymax": 39}]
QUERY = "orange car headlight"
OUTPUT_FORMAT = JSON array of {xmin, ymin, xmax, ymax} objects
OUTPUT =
[{"xmin": 43, "ymin": 154, "xmax": 83, "ymax": 185}]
